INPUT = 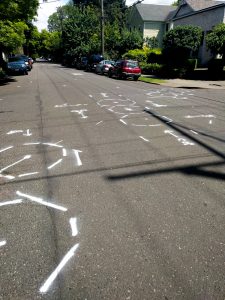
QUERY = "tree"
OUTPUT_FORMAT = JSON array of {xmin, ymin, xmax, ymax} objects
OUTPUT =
[
  {"xmin": 0, "ymin": 0, "xmax": 39, "ymax": 68},
  {"xmin": 163, "ymin": 25, "xmax": 203, "ymax": 66},
  {"xmin": 206, "ymin": 23, "xmax": 225, "ymax": 60}
]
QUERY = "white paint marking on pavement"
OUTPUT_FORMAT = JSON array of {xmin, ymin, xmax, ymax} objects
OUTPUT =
[
  {"xmin": 164, "ymin": 130, "xmax": 195, "ymax": 146},
  {"xmin": 70, "ymin": 218, "xmax": 78, "ymax": 237},
  {"xmin": 16, "ymin": 191, "xmax": 68, "ymax": 212},
  {"xmin": 72, "ymin": 73, "xmax": 83, "ymax": 76},
  {"xmin": 17, "ymin": 86, "xmax": 21, "ymax": 88},
  {"xmin": 23, "ymin": 129, "xmax": 32, "ymax": 136},
  {"xmin": 209, "ymin": 120, "xmax": 212, "ymax": 125},
  {"xmin": 7, "ymin": 130, "xmax": 23, "ymax": 135},
  {"xmin": 139, "ymin": 136, "xmax": 149, "ymax": 142},
  {"xmin": 120, "ymin": 119, "xmax": 127, "ymax": 125},
  {"xmin": 23, "ymin": 142, "xmax": 40, "ymax": 145},
  {"xmin": 18, "ymin": 172, "xmax": 39, "ymax": 178},
  {"xmin": 62, "ymin": 148, "xmax": 67, "ymax": 157},
  {"xmin": 0, "ymin": 155, "xmax": 31, "ymax": 173},
  {"xmin": 0, "ymin": 174, "xmax": 15, "ymax": 180},
  {"xmin": 185, "ymin": 114, "xmax": 215, "ymax": 119},
  {"xmin": 100, "ymin": 93, "xmax": 108, "ymax": 98},
  {"xmin": 190, "ymin": 130, "xmax": 198, "ymax": 135},
  {"xmin": 89, "ymin": 95, "xmax": 93, "ymax": 98},
  {"xmin": 39, "ymin": 243, "xmax": 79, "ymax": 293},
  {"xmin": 0, "ymin": 240, "xmax": 6, "ymax": 247},
  {"xmin": 0, "ymin": 146, "xmax": 13, "ymax": 153},
  {"xmin": 71, "ymin": 109, "xmax": 88, "ymax": 119},
  {"xmin": 0, "ymin": 199, "xmax": 23, "ymax": 207},
  {"xmin": 47, "ymin": 159, "xmax": 63, "ymax": 170},
  {"xmin": 73, "ymin": 149, "xmax": 83, "ymax": 166},
  {"xmin": 96, "ymin": 121, "xmax": 103, "ymax": 125},
  {"xmin": 43, "ymin": 143, "xmax": 63, "ymax": 148},
  {"xmin": 55, "ymin": 140, "xmax": 63, "ymax": 144}
]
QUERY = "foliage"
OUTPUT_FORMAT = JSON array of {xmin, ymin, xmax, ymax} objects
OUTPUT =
[
  {"xmin": 144, "ymin": 36, "xmax": 159, "ymax": 48},
  {"xmin": 206, "ymin": 23, "xmax": 225, "ymax": 59},
  {"xmin": 163, "ymin": 25, "xmax": 203, "ymax": 66},
  {"xmin": 122, "ymin": 48, "xmax": 149, "ymax": 62},
  {"xmin": 0, "ymin": 0, "xmax": 39, "ymax": 22},
  {"xmin": 0, "ymin": 21, "xmax": 28, "ymax": 52},
  {"xmin": 139, "ymin": 62, "xmax": 163, "ymax": 75}
]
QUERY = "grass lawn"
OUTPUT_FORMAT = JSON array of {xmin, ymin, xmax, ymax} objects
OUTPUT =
[{"xmin": 139, "ymin": 76, "xmax": 166, "ymax": 84}]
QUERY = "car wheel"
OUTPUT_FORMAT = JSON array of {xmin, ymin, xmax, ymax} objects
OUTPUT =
[
  {"xmin": 108, "ymin": 71, "xmax": 112, "ymax": 78},
  {"xmin": 133, "ymin": 76, "xmax": 139, "ymax": 81}
]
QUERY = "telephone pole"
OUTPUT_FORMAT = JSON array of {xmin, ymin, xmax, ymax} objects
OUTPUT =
[{"xmin": 101, "ymin": 0, "xmax": 104, "ymax": 57}]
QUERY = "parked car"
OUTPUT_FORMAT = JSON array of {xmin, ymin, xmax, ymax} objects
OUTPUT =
[
  {"xmin": 16, "ymin": 55, "xmax": 33, "ymax": 71},
  {"xmin": 86, "ymin": 54, "xmax": 104, "ymax": 72},
  {"xmin": 95, "ymin": 60, "xmax": 115, "ymax": 75},
  {"xmin": 108, "ymin": 60, "xmax": 141, "ymax": 81},
  {"xmin": 76, "ymin": 57, "xmax": 88, "ymax": 70},
  {"xmin": 6, "ymin": 56, "xmax": 28, "ymax": 75}
]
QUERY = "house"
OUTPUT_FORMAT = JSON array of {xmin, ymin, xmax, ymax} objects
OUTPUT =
[
  {"xmin": 127, "ymin": 4, "xmax": 176, "ymax": 47},
  {"xmin": 128, "ymin": 0, "xmax": 225, "ymax": 65}
]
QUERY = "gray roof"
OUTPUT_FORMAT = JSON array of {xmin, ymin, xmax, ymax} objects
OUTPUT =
[
  {"xmin": 136, "ymin": 3, "xmax": 176, "ymax": 22},
  {"xmin": 185, "ymin": 0, "xmax": 225, "ymax": 11}
]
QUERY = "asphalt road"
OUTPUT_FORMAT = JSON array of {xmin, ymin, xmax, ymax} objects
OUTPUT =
[{"xmin": 0, "ymin": 63, "xmax": 225, "ymax": 300}]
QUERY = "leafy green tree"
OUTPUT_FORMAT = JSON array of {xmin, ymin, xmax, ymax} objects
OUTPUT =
[
  {"xmin": 163, "ymin": 25, "xmax": 203, "ymax": 66},
  {"xmin": 0, "ymin": 0, "xmax": 39, "ymax": 68},
  {"xmin": 206, "ymin": 23, "xmax": 225, "ymax": 60}
]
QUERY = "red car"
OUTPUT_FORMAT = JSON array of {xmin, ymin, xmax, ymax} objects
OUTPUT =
[{"xmin": 108, "ymin": 60, "xmax": 141, "ymax": 81}]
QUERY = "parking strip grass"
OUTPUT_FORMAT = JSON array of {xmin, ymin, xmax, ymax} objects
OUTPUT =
[{"xmin": 139, "ymin": 76, "xmax": 166, "ymax": 84}]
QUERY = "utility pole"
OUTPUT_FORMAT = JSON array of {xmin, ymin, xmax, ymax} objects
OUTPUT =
[{"xmin": 101, "ymin": 0, "xmax": 104, "ymax": 57}]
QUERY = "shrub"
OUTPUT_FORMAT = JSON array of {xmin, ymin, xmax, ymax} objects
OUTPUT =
[
  {"xmin": 122, "ymin": 48, "xmax": 148, "ymax": 62},
  {"xmin": 140, "ymin": 62, "xmax": 163, "ymax": 75}
]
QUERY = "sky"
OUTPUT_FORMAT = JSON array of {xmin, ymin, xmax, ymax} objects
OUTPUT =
[{"xmin": 34, "ymin": 0, "xmax": 174, "ymax": 31}]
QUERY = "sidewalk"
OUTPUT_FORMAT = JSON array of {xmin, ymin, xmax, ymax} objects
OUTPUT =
[{"xmin": 159, "ymin": 78, "xmax": 225, "ymax": 89}]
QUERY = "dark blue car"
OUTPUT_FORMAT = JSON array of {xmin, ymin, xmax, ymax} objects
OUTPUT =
[{"xmin": 7, "ymin": 57, "xmax": 28, "ymax": 75}]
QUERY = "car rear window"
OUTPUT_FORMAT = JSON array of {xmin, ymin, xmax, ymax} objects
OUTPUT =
[{"xmin": 126, "ymin": 61, "xmax": 139, "ymax": 68}]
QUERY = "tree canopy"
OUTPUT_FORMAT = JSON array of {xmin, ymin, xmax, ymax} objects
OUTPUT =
[
  {"xmin": 206, "ymin": 23, "xmax": 225, "ymax": 59},
  {"xmin": 0, "ymin": 0, "xmax": 39, "ymax": 63}
]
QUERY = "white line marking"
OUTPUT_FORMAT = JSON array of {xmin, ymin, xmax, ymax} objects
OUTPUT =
[
  {"xmin": 47, "ymin": 159, "xmax": 63, "ymax": 170},
  {"xmin": 101, "ymin": 93, "xmax": 108, "ymax": 98},
  {"xmin": 55, "ymin": 140, "xmax": 63, "ymax": 144},
  {"xmin": 39, "ymin": 243, "xmax": 79, "ymax": 293},
  {"xmin": 71, "ymin": 109, "xmax": 88, "ymax": 119},
  {"xmin": 62, "ymin": 148, "xmax": 67, "ymax": 157},
  {"xmin": 43, "ymin": 143, "xmax": 63, "ymax": 148},
  {"xmin": 70, "ymin": 218, "xmax": 78, "ymax": 237},
  {"xmin": 96, "ymin": 121, "xmax": 103, "ymax": 125},
  {"xmin": 209, "ymin": 120, "xmax": 212, "ymax": 124},
  {"xmin": 0, "ymin": 240, "xmax": 6, "ymax": 247},
  {"xmin": 120, "ymin": 119, "xmax": 127, "ymax": 125},
  {"xmin": 18, "ymin": 172, "xmax": 39, "ymax": 177},
  {"xmin": 0, "ymin": 146, "xmax": 13, "ymax": 153},
  {"xmin": 23, "ymin": 129, "xmax": 32, "ymax": 136},
  {"xmin": 190, "ymin": 130, "xmax": 198, "ymax": 135},
  {"xmin": 7, "ymin": 130, "xmax": 23, "ymax": 135},
  {"xmin": 185, "ymin": 115, "xmax": 215, "ymax": 119},
  {"xmin": 164, "ymin": 130, "xmax": 195, "ymax": 146},
  {"xmin": 72, "ymin": 73, "xmax": 83, "ymax": 76},
  {"xmin": 23, "ymin": 142, "xmax": 40, "ymax": 145},
  {"xmin": 0, "ymin": 155, "xmax": 31, "ymax": 173},
  {"xmin": 0, "ymin": 174, "xmax": 15, "ymax": 180},
  {"xmin": 16, "ymin": 191, "xmax": 67, "ymax": 212},
  {"xmin": 139, "ymin": 136, "xmax": 149, "ymax": 142},
  {"xmin": 0, "ymin": 199, "xmax": 23, "ymax": 207},
  {"xmin": 73, "ymin": 150, "xmax": 82, "ymax": 166},
  {"xmin": 89, "ymin": 95, "xmax": 93, "ymax": 98}
]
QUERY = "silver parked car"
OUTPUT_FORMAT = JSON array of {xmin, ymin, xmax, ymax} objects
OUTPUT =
[{"xmin": 95, "ymin": 60, "xmax": 115, "ymax": 75}]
